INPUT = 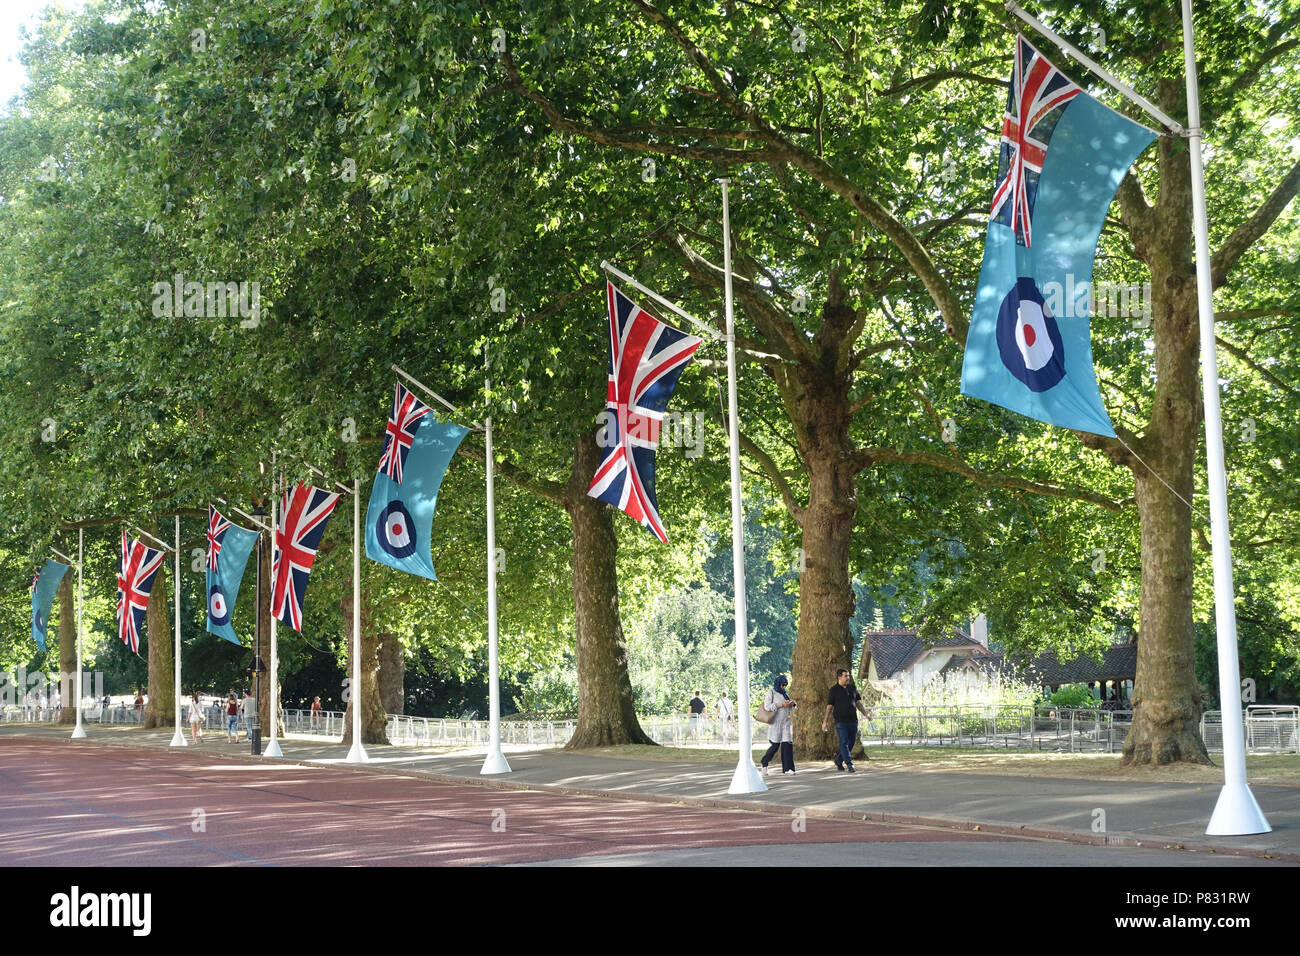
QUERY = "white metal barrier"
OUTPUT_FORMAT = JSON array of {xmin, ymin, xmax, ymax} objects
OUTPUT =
[
  {"xmin": 8, "ymin": 702, "xmax": 1298, "ymax": 756},
  {"xmin": 1201, "ymin": 707, "xmax": 1300, "ymax": 754}
]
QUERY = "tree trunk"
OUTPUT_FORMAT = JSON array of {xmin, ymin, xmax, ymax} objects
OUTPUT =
[
  {"xmin": 563, "ymin": 431, "xmax": 653, "ymax": 748},
  {"xmin": 784, "ymin": 294, "xmax": 862, "ymax": 760},
  {"xmin": 56, "ymin": 572, "xmax": 76, "ymax": 725},
  {"xmin": 144, "ymin": 562, "xmax": 174, "ymax": 728},
  {"xmin": 789, "ymin": 449, "xmax": 860, "ymax": 759},
  {"xmin": 377, "ymin": 632, "xmax": 404, "ymax": 715},
  {"xmin": 1121, "ymin": 278, "xmax": 1210, "ymax": 765},
  {"xmin": 341, "ymin": 581, "xmax": 390, "ymax": 746},
  {"xmin": 1117, "ymin": 118, "xmax": 1211, "ymax": 766}
]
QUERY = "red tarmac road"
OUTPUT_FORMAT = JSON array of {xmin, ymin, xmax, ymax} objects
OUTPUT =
[{"xmin": 0, "ymin": 739, "xmax": 1016, "ymax": 865}]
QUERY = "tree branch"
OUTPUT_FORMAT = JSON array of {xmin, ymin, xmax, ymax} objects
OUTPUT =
[
  {"xmin": 881, "ymin": 68, "xmax": 1007, "ymax": 98},
  {"xmin": 1216, "ymin": 334, "xmax": 1300, "ymax": 398},
  {"xmin": 667, "ymin": 230, "xmax": 812, "ymax": 364},
  {"xmin": 1212, "ymin": 158, "xmax": 1300, "ymax": 286},
  {"xmin": 737, "ymin": 430, "xmax": 806, "ymax": 524},
  {"xmin": 498, "ymin": 48, "xmax": 770, "ymax": 166},
  {"xmin": 456, "ymin": 442, "xmax": 566, "ymax": 505},
  {"xmin": 854, "ymin": 446, "xmax": 1129, "ymax": 511},
  {"xmin": 519, "ymin": 281, "xmax": 603, "ymax": 325},
  {"xmin": 1216, "ymin": 306, "xmax": 1299, "ymax": 323},
  {"xmin": 625, "ymin": 0, "xmax": 966, "ymax": 341}
]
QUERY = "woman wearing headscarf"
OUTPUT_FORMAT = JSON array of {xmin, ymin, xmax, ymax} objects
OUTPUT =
[{"xmin": 760, "ymin": 675, "xmax": 797, "ymax": 774}]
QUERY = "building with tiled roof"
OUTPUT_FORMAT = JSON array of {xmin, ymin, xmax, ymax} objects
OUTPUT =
[
  {"xmin": 932, "ymin": 644, "xmax": 1136, "ymax": 702},
  {"xmin": 860, "ymin": 628, "xmax": 991, "ymax": 684},
  {"xmin": 860, "ymin": 621, "xmax": 1137, "ymax": 703}
]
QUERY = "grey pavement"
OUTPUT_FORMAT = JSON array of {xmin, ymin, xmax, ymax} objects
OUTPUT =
[{"xmin": 5, "ymin": 723, "xmax": 1297, "ymax": 863}]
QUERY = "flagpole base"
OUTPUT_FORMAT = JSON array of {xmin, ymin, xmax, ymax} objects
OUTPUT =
[
  {"xmin": 263, "ymin": 737, "xmax": 283, "ymax": 758},
  {"xmin": 480, "ymin": 747, "xmax": 512, "ymax": 775},
  {"xmin": 70, "ymin": 716, "xmax": 87, "ymax": 740},
  {"xmin": 345, "ymin": 740, "xmax": 370, "ymax": 763},
  {"xmin": 1206, "ymin": 781, "xmax": 1271, "ymax": 835},
  {"xmin": 727, "ymin": 755, "xmax": 767, "ymax": 795},
  {"xmin": 169, "ymin": 729, "xmax": 188, "ymax": 748}
]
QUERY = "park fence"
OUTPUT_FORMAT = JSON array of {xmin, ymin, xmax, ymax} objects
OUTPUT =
[
  {"xmin": 1200, "ymin": 706, "xmax": 1300, "ymax": 754},
  {"xmin": 5, "ymin": 702, "xmax": 1298, "ymax": 756}
]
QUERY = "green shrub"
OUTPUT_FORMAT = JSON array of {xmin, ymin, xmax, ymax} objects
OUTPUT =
[{"xmin": 1049, "ymin": 684, "xmax": 1097, "ymax": 707}]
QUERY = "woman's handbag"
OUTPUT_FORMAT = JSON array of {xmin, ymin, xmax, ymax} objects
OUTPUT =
[{"xmin": 754, "ymin": 700, "xmax": 777, "ymax": 724}]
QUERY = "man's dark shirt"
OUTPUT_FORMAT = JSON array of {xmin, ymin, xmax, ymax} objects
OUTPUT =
[
  {"xmin": 827, "ymin": 683, "xmax": 862, "ymax": 723},
  {"xmin": 689, "ymin": 697, "xmax": 705, "ymax": 715}
]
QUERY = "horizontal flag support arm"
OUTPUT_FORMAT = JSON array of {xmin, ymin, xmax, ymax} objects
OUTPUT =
[
  {"xmin": 50, "ymin": 548, "xmax": 74, "ymax": 566},
  {"xmin": 391, "ymin": 364, "xmax": 486, "ymax": 432},
  {"xmin": 600, "ymin": 260, "xmax": 723, "ymax": 341},
  {"xmin": 1005, "ymin": 1, "xmax": 1181, "ymax": 134},
  {"xmin": 214, "ymin": 498, "xmax": 273, "ymax": 533},
  {"xmin": 128, "ymin": 524, "xmax": 174, "ymax": 553},
  {"xmin": 281, "ymin": 451, "xmax": 353, "ymax": 496}
]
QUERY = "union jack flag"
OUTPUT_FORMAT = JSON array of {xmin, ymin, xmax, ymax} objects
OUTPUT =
[
  {"xmin": 587, "ymin": 281, "xmax": 702, "ymax": 543},
  {"xmin": 116, "ymin": 530, "xmax": 165, "ymax": 655},
  {"xmin": 377, "ymin": 382, "xmax": 431, "ymax": 484},
  {"xmin": 990, "ymin": 36, "xmax": 1081, "ymax": 248},
  {"xmin": 206, "ymin": 505, "xmax": 231, "ymax": 571},
  {"xmin": 271, "ymin": 481, "xmax": 341, "ymax": 631}
]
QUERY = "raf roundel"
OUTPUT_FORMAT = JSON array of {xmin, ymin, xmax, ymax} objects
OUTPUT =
[
  {"xmin": 375, "ymin": 500, "xmax": 417, "ymax": 559},
  {"xmin": 995, "ymin": 276, "xmax": 1067, "ymax": 392},
  {"xmin": 208, "ymin": 584, "xmax": 230, "ymax": 627}
]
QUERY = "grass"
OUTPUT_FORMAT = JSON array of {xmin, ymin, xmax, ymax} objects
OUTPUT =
[{"xmin": 576, "ymin": 744, "xmax": 1300, "ymax": 786}]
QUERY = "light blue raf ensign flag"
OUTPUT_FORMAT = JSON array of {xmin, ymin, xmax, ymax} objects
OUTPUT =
[
  {"xmin": 961, "ymin": 36, "xmax": 1156, "ymax": 436},
  {"xmin": 366, "ymin": 382, "xmax": 468, "ymax": 580},
  {"xmin": 31, "ymin": 559, "xmax": 70, "ymax": 652},
  {"xmin": 205, "ymin": 506, "xmax": 259, "ymax": 645}
]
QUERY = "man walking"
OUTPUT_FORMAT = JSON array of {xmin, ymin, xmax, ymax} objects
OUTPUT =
[
  {"xmin": 822, "ymin": 669, "xmax": 871, "ymax": 772},
  {"xmin": 240, "ymin": 688, "xmax": 258, "ymax": 742},
  {"xmin": 688, "ymin": 690, "xmax": 706, "ymax": 738},
  {"xmin": 716, "ymin": 690, "xmax": 733, "ymax": 723}
]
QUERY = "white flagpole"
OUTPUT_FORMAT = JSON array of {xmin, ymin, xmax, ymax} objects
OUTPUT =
[
  {"xmin": 169, "ymin": 514, "xmax": 186, "ymax": 747},
  {"xmin": 1004, "ymin": 1, "xmax": 1180, "ymax": 133},
  {"xmin": 599, "ymin": 261, "xmax": 722, "ymax": 341},
  {"xmin": 481, "ymin": 402, "xmax": 511, "ymax": 774},
  {"xmin": 1008, "ymin": 0, "xmax": 1269, "ymax": 835},
  {"xmin": 389, "ymin": 363, "xmax": 507, "ymax": 773},
  {"xmin": 281, "ymin": 452, "xmax": 363, "ymax": 761},
  {"xmin": 265, "ymin": 452, "xmax": 284, "ymax": 758},
  {"xmin": 1181, "ymin": 0, "xmax": 1269, "ymax": 836},
  {"xmin": 720, "ymin": 179, "xmax": 766, "ymax": 795},
  {"xmin": 71, "ymin": 529, "xmax": 87, "ymax": 739},
  {"xmin": 345, "ymin": 476, "xmax": 369, "ymax": 763}
]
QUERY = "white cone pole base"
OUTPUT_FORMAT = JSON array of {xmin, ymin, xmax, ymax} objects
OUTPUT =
[
  {"xmin": 169, "ymin": 728, "xmax": 188, "ymax": 748},
  {"xmin": 1206, "ymin": 781, "xmax": 1271, "ymax": 835},
  {"xmin": 480, "ymin": 747, "xmax": 512, "ymax": 775},
  {"xmin": 70, "ymin": 718, "xmax": 87, "ymax": 740},
  {"xmin": 263, "ymin": 738, "xmax": 283, "ymax": 758},
  {"xmin": 345, "ymin": 739, "xmax": 370, "ymax": 763},
  {"xmin": 728, "ymin": 756, "xmax": 767, "ymax": 794}
]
